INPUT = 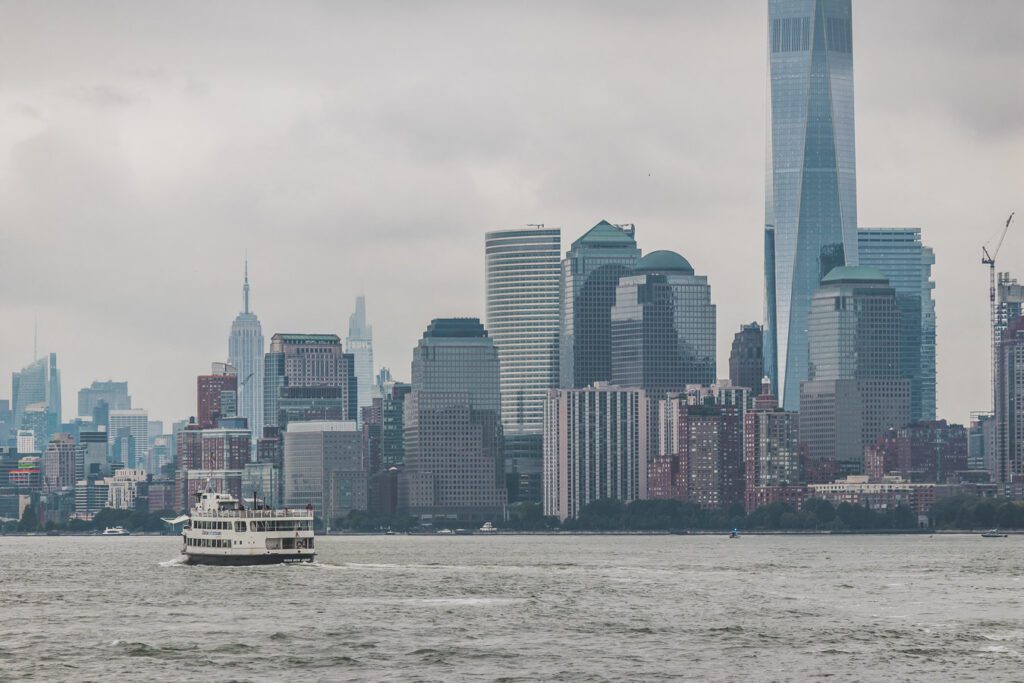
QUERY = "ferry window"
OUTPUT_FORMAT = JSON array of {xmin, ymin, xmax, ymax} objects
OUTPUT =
[
  {"xmin": 282, "ymin": 538, "xmax": 296, "ymax": 549},
  {"xmin": 235, "ymin": 521, "xmax": 246, "ymax": 532}
]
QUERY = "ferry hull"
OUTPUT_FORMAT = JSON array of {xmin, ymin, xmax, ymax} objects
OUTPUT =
[{"xmin": 182, "ymin": 552, "xmax": 315, "ymax": 566}]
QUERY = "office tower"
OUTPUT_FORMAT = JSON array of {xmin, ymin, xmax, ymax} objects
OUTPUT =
[
  {"xmin": 283, "ymin": 421, "xmax": 365, "ymax": 527},
  {"xmin": 743, "ymin": 379, "xmax": 803, "ymax": 512},
  {"xmin": 485, "ymin": 226, "xmax": 562, "ymax": 502},
  {"xmin": 858, "ymin": 228, "xmax": 936, "ymax": 421},
  {"xmin": 42, "ymin": 433, "xmax": 76, "ymax": 491},
  {"xmin": 381, "ymin": 383, "xmax": 410, "ymax": 470},
  {"xmin": 400, "ymin": 318, "xmax": 506, "ymax": 522},
  {"xmin": 864, "ymin": 421, "xmax": 968, "ymax": 483},
  {"xmin": 729, "ymin": 323, "xmax": 764, "ymax": 392},
  {"xmin": 648, "ymin": 395, "xmax": 742, "ymax": 510},
  {"xmin": 559, "ymin": 221, "xmax": 641, "ymax": 389},
  {"xmin": 108, "ymin": 409, "xmax": 149, "ymax": 469},
  {"xmin": 12, "ymin": 353, "xmax": 60, "ymax": 440},
  {"xmin": 21, "ymin": 405, "xmax": 52, "ymax": 453},
  {"xmin": 996, "ymin": 316, "xmax": 1024, "ymax": 483},
  {"xmin": 764, "ymin": 0, "xmax": 858, "ymax": 410},
  {"xmin": 228, "ymin": 261, "xmax": 265, "ymax": 445},
  {"xmin": 263, "ymin": 334, "xmax": 357, "ymax": 430},
  {"xmin": 800, "ymin": 267, "xmax": 910, "ymax": 473},
  {"xmin": 0, "ymin": 400, "xmax": 11, "ymax": 447},
  {"xmin": 175, "ymin": 423, "xmax": 250, "ymax": 510},
  {"xmin": 346, "ymin": 295, "xmax": 374, "ymax": 424},
  {"xmin": 76, "ymin": 430, "xmax": 109, "ymax": 481},
  {"xmin": 77, "ymin": 381, "xmax": 131, "ymax": 417},
  {"xmin": 543, "ymin": 384, "xmax": 648, "ymax": 521},
  {"xmin": 611, "ymin": 250, "xmax": 716, "ymax": 397},
  {"xmin": 197, "ymin": 363, "xmax": 239, "ymax": 428},
  {"xmin": 75, "ymin": 477, "xmax": 110, "ymax": 516}
]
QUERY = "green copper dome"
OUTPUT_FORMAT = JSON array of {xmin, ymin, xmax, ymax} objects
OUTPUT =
[
  {"xmin": 820, "ymin": 265, "xmax": 889, "ymax": 285},
  {"xmin": 635, "ymin": 250, "xmax": 694, "ymax": 275}
]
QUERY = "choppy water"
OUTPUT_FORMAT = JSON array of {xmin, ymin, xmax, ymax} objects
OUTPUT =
[{"xmin": 1, "ymin": 534, "xmax": 1023, "ymax": 681}]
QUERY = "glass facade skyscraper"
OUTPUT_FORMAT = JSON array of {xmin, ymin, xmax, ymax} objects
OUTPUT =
[
  {"xmin": 559, "ymin": 221, "xmax": 641, "ymax": 389},
  {"xmin": 765, "ymin": 0, "xmax": 858, "ymax": 410},
  {"xmin": 800, "ymin": 266, "xmax": 910, "ymax": 472},
  {"xmin": 400, "ymin": 318, "xmax": 506, "ymax": 521},
  {"xmin": 485, "ymin": 227, "xmax": 561, "ymax": 504},
  {"xmin": 610, "ymin": 250, "xmax": 716, "ymax": 398},
  {"xmin": 484, "ymin": 227, "xmax": 561, "ymax": 433},
  {"xmin": 858, "ymin": 228, "xmax": 936, "ymax": 422}
]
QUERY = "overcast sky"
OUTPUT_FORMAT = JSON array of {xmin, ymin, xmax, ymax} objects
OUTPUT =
[{"xmin": 1, "ymin": 1, "xmax": 1021, "ymax": 427}]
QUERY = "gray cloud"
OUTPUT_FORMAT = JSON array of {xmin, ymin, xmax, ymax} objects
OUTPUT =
[{"xmin": 0, "ymin": 0, "xmax": 1021, "ymax": 425}]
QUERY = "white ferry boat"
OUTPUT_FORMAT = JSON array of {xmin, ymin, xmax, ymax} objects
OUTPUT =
[
  {"xmin": 101, "ymin": 526, "xmax": 130, "ymax": 536},
  {"xmin": 478, "ymin": 522, "xmax": 497, "ymax": 533},
  {"xmin": 176, "ymin": 491, "xmax": 315, "ymax": 566}
]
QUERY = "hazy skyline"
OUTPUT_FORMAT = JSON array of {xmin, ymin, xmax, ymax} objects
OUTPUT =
[{"xmin": 0, "ymin": 1, "xmax": 1021, "ymax": 425}]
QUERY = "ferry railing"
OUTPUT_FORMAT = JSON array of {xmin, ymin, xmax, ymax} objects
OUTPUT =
[{"xmin": 194, "ymin": 508, "xmax": 314, "ymax": 519}]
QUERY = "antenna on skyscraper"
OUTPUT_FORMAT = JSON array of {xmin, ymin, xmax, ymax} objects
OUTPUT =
[
  {"xmin": 243, "ymin": 254, "xmax": 251, "ymax": 315},
  {"xmin": 33, "ymin": 312, "xmax": 38, "ymax": 361}
]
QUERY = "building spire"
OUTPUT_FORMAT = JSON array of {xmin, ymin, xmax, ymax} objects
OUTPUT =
[{"xmin": 243, "ymin": 257, "xmax": 250, "ymax": 314}]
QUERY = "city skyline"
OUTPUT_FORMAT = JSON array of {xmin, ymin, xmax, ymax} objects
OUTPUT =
[{"xmin": 0, "ymin": 2, "xmax": 1021, "ymax": 426}]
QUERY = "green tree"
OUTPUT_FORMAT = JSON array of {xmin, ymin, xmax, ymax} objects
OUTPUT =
[{"xmin": 17, "ymin": 504, "xmax": 39, "ymax": 532}]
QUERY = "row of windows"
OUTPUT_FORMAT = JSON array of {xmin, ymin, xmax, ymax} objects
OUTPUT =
[{"xmin": 190, "ymin": 519, "xmax": 312, "ymax": 532}]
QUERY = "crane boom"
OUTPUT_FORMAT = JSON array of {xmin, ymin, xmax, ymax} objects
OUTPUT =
[{"xmin": 985, "ymin": 212, "xmax": 1016, "ymax": 479}]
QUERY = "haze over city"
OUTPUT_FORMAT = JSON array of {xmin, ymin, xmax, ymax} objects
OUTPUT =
[{"xmin": 1, "ymin": 0, "xmax": 1021, "ymax": 425}]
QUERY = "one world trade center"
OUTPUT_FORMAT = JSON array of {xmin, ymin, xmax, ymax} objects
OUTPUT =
[{"xmin": 764, "ymin": 0, "xmax": 858, "ymax": 410}]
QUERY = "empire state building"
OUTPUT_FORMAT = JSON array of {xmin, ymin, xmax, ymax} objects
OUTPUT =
[{"xmin": 228, "ymin": 261, "xmax": 265, "ymax": 442}]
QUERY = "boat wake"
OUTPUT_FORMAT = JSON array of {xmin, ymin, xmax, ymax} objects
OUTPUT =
[{"xmin": 159, "ymin": 556, "xmax": 187, "ymax": 568}]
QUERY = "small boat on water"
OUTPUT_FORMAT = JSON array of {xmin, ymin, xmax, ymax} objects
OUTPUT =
[
  {"xmin": 436, "ymin": 528, "xmax": 454, "ymax": 535},
  {"xmin": 478, "ymin": 522, "xmax": 497, "ymax": 533},
  {"xmin": 728, "ymin": 529, "xmax": 740, "ymax": 539},
  {"xmin": 177, "ymin": 491, "xmax": 315, "ymax": 565},
  {"xmin": 981, "ymin": 529, "xmax": 1008, "ymax": 538},
  {"xmin": 101, "ymin": 526, "xmax": 130, "ymax": 536}
]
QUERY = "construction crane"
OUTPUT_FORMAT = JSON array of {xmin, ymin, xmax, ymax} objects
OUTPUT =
[{"xmin": 982, "ymin": 211, "xmax": 1015, "ymax": 413}]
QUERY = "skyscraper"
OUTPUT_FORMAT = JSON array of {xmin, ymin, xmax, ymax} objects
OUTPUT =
[
  {"xmin": 544, "ymin": 383, "xmax": 648, "ymax": 521},
  {"xmin": 12, "ymin": 353, "xmax": 60, "ymax": 437},
  {"xmin": 228, "ymin": 260, "xmax": 265, "ymax": 444},
  {"xmin": 485, "ymin": 227, "xmax": 562, "ymax": 431},
  {"xmin": 996, "ymin": 316, "xmax": 1024, "ymax": 483},
  {"xmin": 108, "ymin": 409, "xmax": 149, "ymax": 470},
  {"xmin": 42, "ymin": 433, "xmax": 76, "ymax": 491},
  {"xmin": 559, "ymin": 221, "xmax": 641, "ymax": 389},
  {"xmin": 610, "ymin": 250, "xmax": 716, "ymax": 397},
  {"xmin": 765, "ymin": 0, "xmax": 858, "ymax": 410},
  {"xmin": 77, "ymin": 381, "xmax": 131, "ymax": 417},
  {"xmin": 283, "ymin": 420, "xmax": 365, "ymax": 528},
  {"xmin": 485, "ymin": 226, "xmax": 562, "ymax": 503},
  {"xmin": 400, "ymin": 318, "xmax": 506, "ymax": 522},
  {"xmin": 263, "ymin": 334, "xmax": 357, "ymax": 430},
  {"xmin": 729, "ymin": 323, "xmax": 764, "ymax": 392},
  {"xmin": 346, "ymin": 295, "xmax": 374, "ymax": 424},
  {"xmin": 858, "ymin": 228, "xmax": 936, "ymax": 421},
  {"xmin": 800, "ymin": 267, "xmax": 910, "ymax": 473}
]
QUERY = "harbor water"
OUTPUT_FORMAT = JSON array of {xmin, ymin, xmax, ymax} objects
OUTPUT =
[{"xmin": 1, "ymin": 534, "xmax": 1022, "ymax": 681}]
